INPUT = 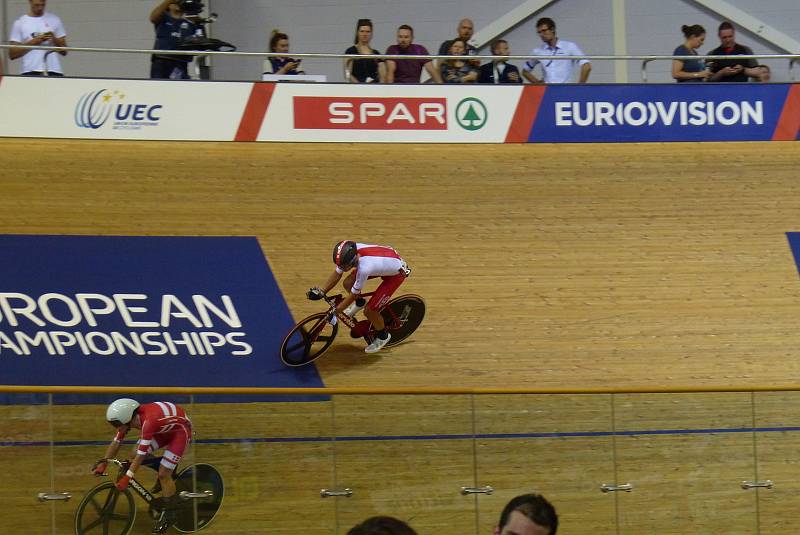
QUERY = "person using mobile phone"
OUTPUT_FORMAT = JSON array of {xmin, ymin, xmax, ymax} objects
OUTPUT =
[
  {"xmin": 265, "ymin": 30, "xmax": 305, "ymax": 75},
  {"xmin": 9, "ymin": 0, "xmax": 68, "ymax": 76}
]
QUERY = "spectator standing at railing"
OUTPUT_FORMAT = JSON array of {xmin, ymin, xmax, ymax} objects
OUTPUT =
[
  {"xmin": 149, "ymin": 0, "xmax": 198, "ymax": 79},
  {"xmin": 671, "ymin": 24, "xmax": 711, "ymax": 82},
  {"xmin": 493, "ymin": 493, "xmax": 559, "ymax": 535},
  {"xmin": 707, "ymin": 21, "xmax": 763, "ymax": 82},
  {"xmin": 522, "ymin": 17, "xmax": 590, "ymax": 84},
  {"xmin": 344, "ymin": 19, "xmax": 384, "ymax": 83},
  {"xmin": 440, "ymin": 39, "xmax": 479, "ymax": 83},
  {"xmin": 9, "ymin": 0, "xmax": 67, "ymax": 76},
  {"xmin": 265, "ymin": 30, "xmax": 305, "ymax": 75},
  {"xmin": 479, "ymin": 39, "xmax": 522, "ymax": 84},
  {"xmin": 385, "ymin": 25, "xmax": 443, "ymax": 83}
]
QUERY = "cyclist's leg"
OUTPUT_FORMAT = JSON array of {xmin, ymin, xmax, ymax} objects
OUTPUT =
[
  {"xmin": 364, "ymin": 273, "xmax": 406, "ymax": 352},
  {"xmin": 151, "ymin": 427, "xmax": 192, "ymax": 533}
]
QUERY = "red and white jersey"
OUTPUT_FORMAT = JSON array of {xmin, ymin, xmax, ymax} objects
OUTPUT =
[
  {"xmin": 338, "ymin": 243, "xmax": 406, "ymax": 294},
  {"xmin": 114, "ymin": 401, "xmax": 191, "ymax": 457}
]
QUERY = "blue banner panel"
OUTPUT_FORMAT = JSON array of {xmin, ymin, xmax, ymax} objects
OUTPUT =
[
  {"xmin": 530, "ymin": 83, "xmax": 791, "ymax": 142},
  {"xmin": 0, "ymin": 235, "xmax": 324, "ymax": 399},
  {"xmin": 787, "ymin": 233, "xmax": 800, "ymax": 278}
]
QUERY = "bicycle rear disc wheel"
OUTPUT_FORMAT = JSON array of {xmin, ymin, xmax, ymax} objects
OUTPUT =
[
  {"xmin": 382, "ymin": 294, "xmax": 425, "ymax": 347},
  {"xmin": 74, "ymin": 482, "xmax": 136, "ymax": 535},
  {"xmin": 173, "ymin": 464, "xmax": 225, "ymax": 533},
  {"xmin": 280, "ymin": 312, "xmax": 339, "ymax": 366}
]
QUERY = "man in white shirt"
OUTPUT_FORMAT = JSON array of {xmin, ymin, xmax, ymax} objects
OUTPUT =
[
  {"xmin": 9, "ymin": 0, "xmax": 67, "ymax": 76},
  {"xmin": 522, "ymin": 17, "xmax": 590, "ymax": 84}
]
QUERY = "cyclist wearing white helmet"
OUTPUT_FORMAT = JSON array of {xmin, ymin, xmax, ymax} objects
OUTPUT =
[
  {"xmin": 308, "ymin": 240, "xmax": 411, "ymax": 353},
  {"xmin": 92, "ymin": 398, "xmax": 192, "ymax": 534}
]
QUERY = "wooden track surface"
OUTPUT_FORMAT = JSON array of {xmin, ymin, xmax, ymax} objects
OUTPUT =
[
  {"xmin": 2, "ymin": 139, "xmax": 800, "ymax": 388},
  {"xmin": 2, "ymin": 139, "xmax": 800, "ymax": 534}
]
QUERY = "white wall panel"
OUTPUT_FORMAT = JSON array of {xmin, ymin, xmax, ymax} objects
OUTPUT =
[{"xmin": 3, "ymin": 0, "xmax": 798, "ymax": 82}]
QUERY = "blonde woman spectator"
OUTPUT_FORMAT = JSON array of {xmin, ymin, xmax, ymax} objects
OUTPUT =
[
  {"xmin": 264, "ymin": 30, "xmax": 304, "ymax": 75},
  {"xmin": 440, "ymin": 38, "xmax": 479, "ymax": 83},
  {"xmin": 672, "ymin": 24, "xmax": 711, "ymax": 82},
  {"xmin": 344, "ymin": 19, "xmax": 384, "ymax": 83}
]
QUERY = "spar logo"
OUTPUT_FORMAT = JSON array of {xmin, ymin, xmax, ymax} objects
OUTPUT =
[
  {"xmin": 294, "ymin": 96, "xmax": 447, "ymax": 130},
  {"xmin": 555, "ymin": 100, "xmax": 764, "ymax": 127},
  {"xmin": 75, "ymin": 89, "xmax": 164, "ymax": 130},
  {"xmin": 455, "ymin": 97, "xmax": 487, "ymax": 131}
]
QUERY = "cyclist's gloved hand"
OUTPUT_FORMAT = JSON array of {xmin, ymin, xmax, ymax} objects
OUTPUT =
[
  {"xmin": 307, "ymin": 287, "xmax": 324, "ymax": 301},
  {"xmin": 91, "ymin": 459, "xmax": 107, "ymax": 476},
  {"xmin": 116, "ymin": 469, "xmax": 134, "ymax": 491}
]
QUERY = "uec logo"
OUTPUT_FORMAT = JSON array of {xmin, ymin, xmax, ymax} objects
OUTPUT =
[{"xmin": 75, "ymin": 89, "xmax": 163, "ymax": 129}]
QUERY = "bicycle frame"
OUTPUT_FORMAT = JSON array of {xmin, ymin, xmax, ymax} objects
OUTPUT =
[{"xmin": 105, "ymin": 458, "xmax": 157, "ymax": 505}]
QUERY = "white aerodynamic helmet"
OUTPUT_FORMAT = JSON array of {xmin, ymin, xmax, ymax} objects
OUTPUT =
[{"xmin": 106, "ymin": 398, "xmax": 140, "ymax": 426}]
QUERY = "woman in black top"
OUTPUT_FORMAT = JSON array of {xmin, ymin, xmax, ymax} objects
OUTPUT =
[{"xmin": 344, "ymin": 19, "xmax": 384, "ymax": 83}]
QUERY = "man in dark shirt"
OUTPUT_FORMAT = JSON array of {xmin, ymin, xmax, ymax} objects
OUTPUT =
[
  {"xmin": 149, "ymin": 0, "xmax": 197, "ymax": 79},
  {"xmin": 478, "ymin": 39, "xmax": 521, "ymax": 83},
  {"xmin": 707, "ymin": 21, "xmax": 762, "ymax": 82}
]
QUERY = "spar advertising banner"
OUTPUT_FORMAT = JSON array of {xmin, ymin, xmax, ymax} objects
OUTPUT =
[
  {"xmin": 0, "ymin": 76, "xmax": 251, "ymax": 140},
  {"xmin": 0, "ymin": 235, "xmax": 323, "ymax": 399},
  {"xmin": 525, "ymin": 83, "xmax": 800, "ymax": 142},
  {"xmin": 258, "ymin": 83, "xmax": 524, "ymax": 142}
]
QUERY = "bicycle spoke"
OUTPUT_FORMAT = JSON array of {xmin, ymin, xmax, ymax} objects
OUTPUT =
[{"xmin": 84, "ymin": 516, "xmax": 105, "ymax": 531}]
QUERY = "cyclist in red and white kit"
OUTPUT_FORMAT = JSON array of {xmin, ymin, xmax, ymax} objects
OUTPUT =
[
  {"xmin": 308, "ymin": 240, "xmax": 411, "ymax": 353},
  {"xmin": 92, "ymin": 398, "xmax": 192, "ymax": 534}
]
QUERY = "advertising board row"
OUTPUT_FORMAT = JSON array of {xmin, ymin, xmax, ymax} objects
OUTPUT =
[{"xmin": 1, "ymin": 76, "xmax": 798, "ymax": 143}]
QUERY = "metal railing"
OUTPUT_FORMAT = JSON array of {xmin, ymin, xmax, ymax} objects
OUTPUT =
[{"xmin": 2, "ymin": 42, "xmax": 799, "ymax": 82}]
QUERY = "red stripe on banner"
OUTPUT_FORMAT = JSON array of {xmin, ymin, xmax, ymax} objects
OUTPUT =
[
  {"xmin": 505, "ymin": 85, "xmax": 546, "ymax": 143},
  {"xmin": 773, "ymin": 84, "xmax": 800, "ymax": 141},
  {"xmin": 234, "ymin": 82, "xmax": 276, "ymax": 142}
]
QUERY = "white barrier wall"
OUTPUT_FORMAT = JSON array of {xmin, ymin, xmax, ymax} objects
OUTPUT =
[{"xmin": 1, "ymin": 77, "xmax": 798, "ymax": 143}]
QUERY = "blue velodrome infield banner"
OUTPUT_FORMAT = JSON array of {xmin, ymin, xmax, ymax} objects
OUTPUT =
[{"xmin": 0, "ymin": 235, "xmax": 324, "ymax": 402}]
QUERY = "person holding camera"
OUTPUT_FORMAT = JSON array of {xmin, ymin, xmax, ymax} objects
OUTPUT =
[
  {"xmin": 149, "ymin": 0, "xmax": 198, "ymax": 79},
  {"xmin": 265, "ymin": 30, "xmax": 305, "ymax": 75},
  {"xmin": 9, "ymin": 0, "xmax": 68, "ymax": 76}
]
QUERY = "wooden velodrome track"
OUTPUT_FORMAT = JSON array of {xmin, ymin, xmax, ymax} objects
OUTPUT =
[{"xmin": 2, "ymin": 138, "xmax": 800, "ymax": 534}]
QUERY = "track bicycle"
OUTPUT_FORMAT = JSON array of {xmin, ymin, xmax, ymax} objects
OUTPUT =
[
  {"xmin": 74, "ymin": 457, "xmax": 224, "ymax": 535},
  {"xmin": 280, "ymin": 291, "xmax": 426, "ymax": 366}
]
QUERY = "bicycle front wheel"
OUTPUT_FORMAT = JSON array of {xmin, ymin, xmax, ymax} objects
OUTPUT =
[
  {"xmin": 382, "ymin": 294, "xmax": 426, "ymax": 347},
  {"xmin": 279, "ymin": 312, "xmax": 339, "ymax": 366},
  {"xmin": 74, "ymin": 482, "xmax": 136, "ymax": 535}
]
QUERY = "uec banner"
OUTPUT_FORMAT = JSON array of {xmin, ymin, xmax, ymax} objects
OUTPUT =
[{"xmin": 0, "ymin": 235, "xmax": 323, "ymax": 393}]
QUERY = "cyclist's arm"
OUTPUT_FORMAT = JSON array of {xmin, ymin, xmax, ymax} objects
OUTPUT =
[
  {"xmin": 337, "ymin": 293, "xmax": 357, "ymax": 314},
  {"xmin": 101, "ymin": 437, "xmax": 123, "ymax": 460},
  {"xmin": 320, "ymin": 270, "xmax": 342, "ymax": 294},
  {"xmin": 126, "ymin": 451, "xmax": 146, "ymax": 476}
]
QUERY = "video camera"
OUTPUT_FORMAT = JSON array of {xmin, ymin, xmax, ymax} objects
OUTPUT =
[
  {"xmin": 179, "ymin": 0, "xmax": 205, "ymax": 16},
  {"xmin": 175, "ymin": 1, "xmax": 236, "ymax": 54}
]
